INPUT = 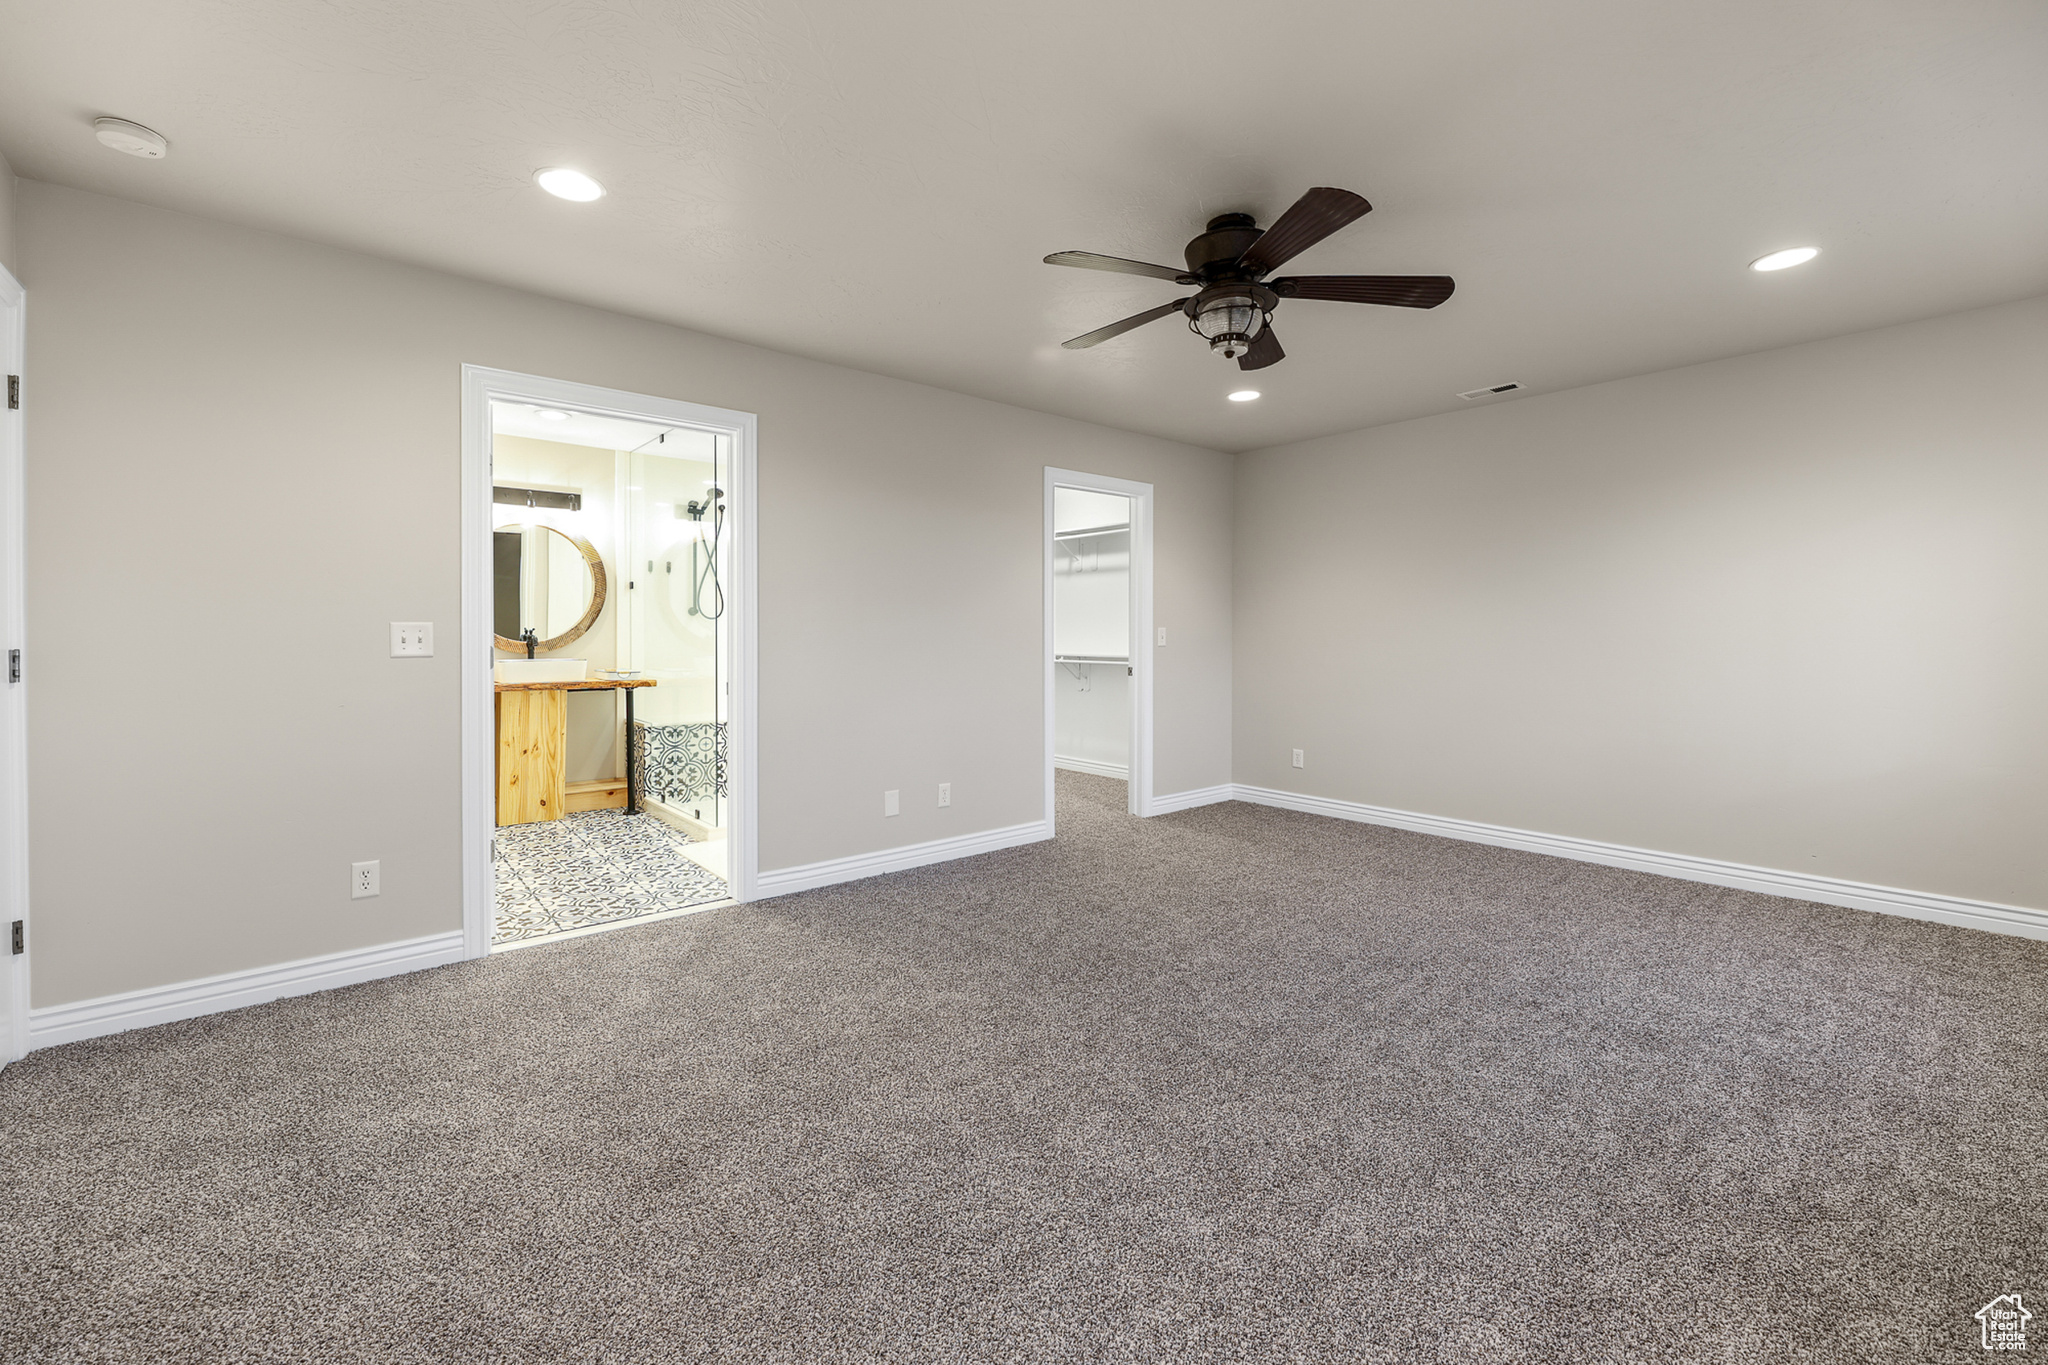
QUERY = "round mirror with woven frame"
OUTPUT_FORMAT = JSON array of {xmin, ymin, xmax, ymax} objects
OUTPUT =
[{"xmin": 492, "ymin": 524, "xmax": 608, "ymax": 652}]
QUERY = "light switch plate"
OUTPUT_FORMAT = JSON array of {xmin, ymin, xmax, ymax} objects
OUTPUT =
[
  {"xmin": 1157, "ymin": 627, "xmax": 1167, "ymax": 646},
  {"xmin": 390, "ymin": 622, "xmax": 433, "ymax": 657},
  {"xmin": 884, "ymin": 789, "xmax": 900, "ymax": 817}
]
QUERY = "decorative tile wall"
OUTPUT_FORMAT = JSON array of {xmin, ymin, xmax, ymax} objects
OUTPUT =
[{"xmin": 632, "ymin": 720, "xmax": 726, "ymax": 807}]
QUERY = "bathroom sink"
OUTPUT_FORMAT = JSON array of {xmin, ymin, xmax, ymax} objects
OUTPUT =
[{"xmin": 494, "ymin": 658, "xmax": 587, "ymax": 684}]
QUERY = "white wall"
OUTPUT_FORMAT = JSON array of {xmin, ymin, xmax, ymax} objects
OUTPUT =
[
  {"xmin": 0, "ymin": 148, "xmax": 15, "ymax": 280},
  {"xmin": 1054, "ymin": 663, "xmax": 1129, "ymax": 775},
  {"xmin": 19, "ymin": 181, "xmax": 1234, "ymax": 1009},
  {"xmin": 1235, "ymin": 295, "xmax": 2048, "ymax": 913},
  {"xmin": 629, "ymin": 449, "xmax": 720, "ymax": 729}
]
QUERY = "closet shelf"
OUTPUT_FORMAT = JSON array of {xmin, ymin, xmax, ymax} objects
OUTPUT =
[
  {"xmin": 1053, "ymin": 523, "xmax": 1131, "ymax": 542},
  {"xmin": 1054, "ymin": 654, "xmax": 1129, "ymax": 664}
]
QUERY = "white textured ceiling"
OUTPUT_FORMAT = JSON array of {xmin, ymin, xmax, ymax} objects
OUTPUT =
[{"xmin": 2, "ymin": 0, "xmax": 2044, "ymax": 452}]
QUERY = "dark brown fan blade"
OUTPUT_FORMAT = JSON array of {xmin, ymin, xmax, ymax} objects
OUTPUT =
[
  {"xmin": 1235, "ymin": 188, "xmax": 1372, "ymax": 277},
  {"xmin": 1269, "ymin": 275, "xmax": 1455, "ymax": 308},
  {"xmin": 1044, "ymin": 251, "xmax": 1197, "ymax": 284},
  {"xmin": 1238, "ymin": 326, "xmax": 1284, "ymax": 371},
  {"xmin": 1060, "ymin": 299, "xmax": 1190, "ymax": 349}
]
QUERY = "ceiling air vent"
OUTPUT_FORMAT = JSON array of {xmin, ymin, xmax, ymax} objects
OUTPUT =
[{"xmin": 1457, "ymin": 382, "xmax": 1524, "ymax": 401}]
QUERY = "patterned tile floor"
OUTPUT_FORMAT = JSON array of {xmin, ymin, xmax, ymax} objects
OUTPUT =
[{"xmin": 494, "ymin": 811, "xmax": 731, "ymax": 944}]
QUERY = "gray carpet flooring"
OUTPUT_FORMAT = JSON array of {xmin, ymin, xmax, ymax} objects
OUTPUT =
[{"xmin": 2, "ymin": 771, "xmax": 2044, "ymax": 1363}]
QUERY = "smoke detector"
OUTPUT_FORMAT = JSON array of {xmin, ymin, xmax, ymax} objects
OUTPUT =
[
  {"xmin": 94, "ymin": 118, "xmax": 168, "ymax": 159},
  {"xmin": 1457, "ymin": 382, "xmax": 1524, "ymax": 401}
]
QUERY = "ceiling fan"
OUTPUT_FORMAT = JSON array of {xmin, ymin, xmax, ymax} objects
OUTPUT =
[{"xmin": 1044, "ymin": 187, "xmax": 1453, "ymax": 371}]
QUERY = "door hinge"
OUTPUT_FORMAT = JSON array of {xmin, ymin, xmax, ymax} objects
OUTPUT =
[
  {"xmin": 10, "ymin": 920, "xmax": 22, "ymax": 956},
  {"xmin": 6, "ymin": 375, "xmax": 16, "ymax": 410},
  {"xmin": 6, "ymin": 649, "xmax": 17, "ymax": 683}
]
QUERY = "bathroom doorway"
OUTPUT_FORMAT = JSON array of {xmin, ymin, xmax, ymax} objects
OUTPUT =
[
  {"xmin": 1043, "ymin": 467, "xmax": 1155, "ymax": 828},
  {"xmin": 461, "ymin": 369, "xmax": 757, "ymax": 957}
]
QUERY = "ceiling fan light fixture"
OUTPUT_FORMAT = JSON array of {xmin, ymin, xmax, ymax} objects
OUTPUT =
[
  {"xmin": 1750, "ymin": 246, "xmax": 1819, "ymax": 272},
  {"xmin": 1191, "ymin": 291, "xmax": 1267, "ymax": 359}
]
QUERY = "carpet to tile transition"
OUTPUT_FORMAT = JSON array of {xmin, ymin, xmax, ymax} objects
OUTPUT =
[
  {"xmin": 1, "ymin": 771, "xmax": 2043, "ymax": 1363},
  {"xmin": 494, "ymin": 810, "xmax": 728, "ymax": 943}
]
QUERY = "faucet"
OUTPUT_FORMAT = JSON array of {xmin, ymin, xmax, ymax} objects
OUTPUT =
[{"xmin": 520, "ymin": 627, "xmax": 538, "ymax": 659}]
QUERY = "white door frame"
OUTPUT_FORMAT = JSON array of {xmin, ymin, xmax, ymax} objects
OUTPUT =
[
  {"xmin": 460, "ymin": 366, "xmax": 759, "ymax": 957},
  {"xmin": 0, "ymin": 263, "xmax": 26, "ymax": 1064},
  {"xmin": 1044, "ymin": 466, "xmax": 1155, "ymax": 823}
]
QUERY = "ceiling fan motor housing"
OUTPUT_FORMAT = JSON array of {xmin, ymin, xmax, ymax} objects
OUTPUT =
[
  {"xmin": 1183, "ymin": 213, "xmax": 1265, "ymax": 275},
  {"xmin": 1188, "ymin": 283, "xmax": 1279, "ymax": 359}
]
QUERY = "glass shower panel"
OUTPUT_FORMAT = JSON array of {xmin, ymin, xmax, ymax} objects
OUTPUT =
[{"xmin": 626, "ymin": 431, "xmax": 726, "ymax": 830}]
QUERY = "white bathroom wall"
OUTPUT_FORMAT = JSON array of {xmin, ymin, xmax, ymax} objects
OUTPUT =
[
  {"xmin": 1053, "ymin": 487, "xmax": 1132, "ymax": 775},
  {"xmin": 631, "ymin": 451, "xmax": 720, "ymax": 728}
]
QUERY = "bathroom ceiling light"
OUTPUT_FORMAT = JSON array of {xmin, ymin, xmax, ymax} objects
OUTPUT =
[
  {"xmin": 536, "ymin": 409, "xmax": 571, "ymax": 421},
  {"xmin": 1750, "ymin": 246, "xmax": 1819, "ymax": 272},
  {"xmin": 94, "ymin": 117, "xmax": 168, "ymax": 159},
  {"xmin": 1227, "ymin": 390, "xmax": 1261, "ymax": 402},
  {"xmin": 535, "ymin": 168, "xmax": 605, "ymax": 202}
]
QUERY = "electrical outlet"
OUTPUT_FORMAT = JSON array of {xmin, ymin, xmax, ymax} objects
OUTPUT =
[
  {"xmin": 938, "ymin": 782, "xmax": 951, "ymax": 808},
  {"xmin": 883, "ymin": 789, "xmax": 900, "ymax": 817},
  {"xmin": 390, "ymin": 622, "xmax": 433, "ymax": 657},
  {"xmin": 351, "ymin": 860, "xmax": 381, "ymax": 899},
  {"xmin": 1157, "ymin": 627, "xmax": 1167, "ymax": 647},
  {"xmin": 1291, "ymin": 748, "xmax": 1304, "ymax": 769}
]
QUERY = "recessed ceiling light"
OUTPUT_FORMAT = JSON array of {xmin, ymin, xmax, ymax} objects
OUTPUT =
[
  {"xmin": 1750, "ymin": 247, "xmax": 1820, "ymax": 272},
  {"xmin": 1227, "ymin": 390, "xmax": 1261, "ymax": 402},
  {"xmin": 534, "ymin": 168, "xmax": 605, "ymax": 202},
  {"xmin": 94, "ymin": 117, "xmax": 168, "ymax": 159},
  {"xmin": 536, "ymin": 409, "xmax": 571, "ymax": 421}
]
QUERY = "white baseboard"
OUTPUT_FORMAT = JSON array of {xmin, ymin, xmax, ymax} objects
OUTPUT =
[
  {"xmin": 756, "ymin": 820, "xmax": 1051, "ymax": 899},
  {"xmin": 1054, "ymin": 755, "xmax": 1128, "ymax": 780},
  {"xmin": 1147, "ymin": 783, "xmax": 1236, "ymax": 815},
  {"xmin": 26, "ymin": 930, "xmax": 469, "ymax": 1051},
  {"xmin": 1232, "ymin": 784, "xmax": 2048, "ymax": 941},
  {"xmin": 32, "ymin": 787, "xmax": 2030, "ymax": 1055}
]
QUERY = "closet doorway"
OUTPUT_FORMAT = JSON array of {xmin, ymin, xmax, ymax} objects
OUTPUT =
[
  {"xmin": 461, "ymin": 368, "xmax": 758, "ymax": 958},
  {"xmin": 1043, "ymin": 467, "xmax": 1155, "ymax": 827}
]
